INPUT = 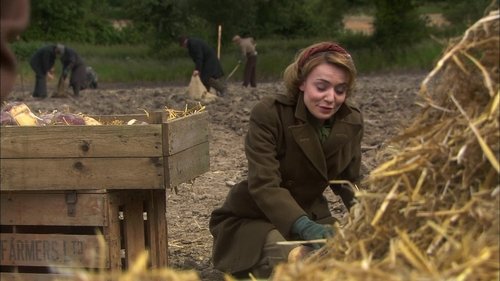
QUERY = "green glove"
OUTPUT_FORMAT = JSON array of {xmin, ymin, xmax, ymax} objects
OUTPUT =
[{"xmin": 291, "ymin": 216, "xmax": 334, "ymax": 249}]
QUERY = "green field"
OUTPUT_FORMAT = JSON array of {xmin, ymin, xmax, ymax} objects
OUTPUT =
[{"xmin": 13, "ymin": 37, "xmax": 445, "ymax": 85}]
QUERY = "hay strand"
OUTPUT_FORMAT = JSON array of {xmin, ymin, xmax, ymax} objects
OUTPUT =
[{"xmin": 273, "ymin": 9, "xmax": 499, "ymax": 281}]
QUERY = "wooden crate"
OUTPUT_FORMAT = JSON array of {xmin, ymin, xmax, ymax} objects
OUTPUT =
[
  {"xmin": 0, "ymin": 111, "xmax": 209, "ymax": 280},
  {"xmin": 0, "ymin": 111, "xmax": 209, "ymax": 190}
]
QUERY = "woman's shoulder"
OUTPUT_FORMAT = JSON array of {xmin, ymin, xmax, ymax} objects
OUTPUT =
[
  {"xmin": 250, "ymin": 94, "xmax": 295, "ymax": 121},
  {"xmin": 252, "ymin": 94, "xmax": 294, "ymax": 111},
  {"xmin": 261, "ymin": 93, "xmax": 295, "ymax": 106},
  {"xmin": 345, "ymin": 101, "xmax": 361, "ymax": 114},
  {"xmin": 341, "ymin": 101, "xmax": 363, "ymax": 125}
]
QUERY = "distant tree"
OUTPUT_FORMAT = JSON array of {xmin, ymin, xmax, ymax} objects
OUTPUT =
[
  {"xmin": 441, "ymin": 0, "xmax": 495, "ymax": 27},
  {"xmin": 23, "ymin": 0, "xmax": 133, "ymax": 44},
  {"xmin": 345, "ymin": 0, "xmax": 372, "ymax": 6},
  {"xmin": 251, "ymin": 0, "xmax": 348, "ymax": 39},
  {"xmin": 123, "ymin": 0, "xmax": 186, "ymax": 48},
  {"xmin": 373, "ymin": 0, "xmax": 427, "ymax": 48},
  {"xmin": 304, "ymin": 0, "xmax": 348, "ymax": 38},
  {"xmin": 189, "ymin": 0, "xmax": 258, "ymax": 42},
  {"xmin": 24, "ymin": 0, "xmax": 94, "ymax": 42},
  {"xmin": 254, "ymin": 0, "xmax": 311, "ymax": 38}
]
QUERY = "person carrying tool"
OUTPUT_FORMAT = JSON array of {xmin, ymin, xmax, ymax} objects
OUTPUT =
[
  {"xmin": 29, "ymin": 44, "xmax": 64, "ymax": 98},
  {"xmin": 209, "ymin": 41, "xmax": 363, "ymax": 279},
  {"xmin": 232, "ymin": 35, "xmax": 257, "ymax": 88},
  {"xmin": 179, "ymin": 36, "xmax": 227, "ymax": 96}
]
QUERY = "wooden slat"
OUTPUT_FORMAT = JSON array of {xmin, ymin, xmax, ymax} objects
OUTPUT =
[
  {"xmin": 0, "ymin": 233, "xmax": 108, "ymax": 268},
  {"xmin": 122, "ymin": 196, "xmax": 145, "ymax": 268},
  {"xmin": 104, "ymin": 192, "xmax": 122, "ymax": 270},
  {"xmin": 0, "ymin": 157, "xmax": 164, "ymax": 191},
  {"xmin": 165, "ymin": 141, "xmax": 210, "ymax": 188},
  {"xmin": 0, "ymin": 192, "xmax": 107, "ymax": 226},
  {"xmin": 0, "ymin": 125, "xmax": 162, "ymax": 158},
  {"xmin": 1, "ymin": 273, "xmax": 78, "ymax": 281},
  {"xmin": 146, "ymin": 190, "xmax": 168, "ymax": 267},
  {"xmin": 164, "ymin": 111, "xmax": 209, "ymax": 155}
]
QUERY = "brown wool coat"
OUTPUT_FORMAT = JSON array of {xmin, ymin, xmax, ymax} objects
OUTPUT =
[{"xmin": 209, "ymin": 93, "xmax": 364, "ymax": 273}]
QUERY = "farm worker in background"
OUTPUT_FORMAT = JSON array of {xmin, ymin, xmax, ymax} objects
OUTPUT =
[
  {"xmin": 232, "ymin": 35, "xmax": 257, "ymax": 88},
  {"xmin": 58, "ymin": 45, "xmax": 88, "ymax": 97},
  {"xmin": 179, "ymin": 36, "xmax": 227, "ymax": 96},
  {"xmin": 0, "ymin": 0, "xmax": 30, "ymax": 102},
  {"xmin": 209, "ymin": 41, "xmax": 363, "ymax": 279},
  {"xmin": 29, "ymin": 44, "xmax": 64, "ymax": 98}
]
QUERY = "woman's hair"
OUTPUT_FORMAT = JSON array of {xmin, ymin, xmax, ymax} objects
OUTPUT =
[{"xmin": 283, "ymin": 42, "xmax": 357, "ymax": 100}]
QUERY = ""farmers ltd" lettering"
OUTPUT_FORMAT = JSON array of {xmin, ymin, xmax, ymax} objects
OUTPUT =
[
  {"xmin": 0, "ymin": 234, "xmax": 93, "ymax": 266},
  {"xmin": 1, "ymin": 238, "xmax": 83, "ymax": 262}
]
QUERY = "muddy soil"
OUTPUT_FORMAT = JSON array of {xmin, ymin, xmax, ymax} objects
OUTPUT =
[{"xmin": 5, "ymin": 72, "xmax": 426, "ymax": 280}]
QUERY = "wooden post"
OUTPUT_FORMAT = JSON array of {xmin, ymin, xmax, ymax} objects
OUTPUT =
[{"xmin": 217, "ymin": 25, "xmax": 222, "ymax": 59}]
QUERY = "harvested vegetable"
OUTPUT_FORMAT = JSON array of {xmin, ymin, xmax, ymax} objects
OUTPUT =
[
  {"xmin": 52, "ymin": 112, "xmax": 86, "ymax": 125},
  {"xmin": 6, "ymin": 102, "xmax": 40, "ymax": 126},
  {"xmin": 0, "ymin": 111, "xmax": 15, "ymax": 125}
]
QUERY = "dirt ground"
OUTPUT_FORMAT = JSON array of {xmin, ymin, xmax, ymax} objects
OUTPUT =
[{"xmin": 5, "ymin": 72, "xmax": 426, "ymax": 280}]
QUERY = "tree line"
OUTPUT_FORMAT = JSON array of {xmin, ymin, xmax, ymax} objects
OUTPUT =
[{"xmin": 21, "ymin": 0, "xmax": 493, "ymax": 51}]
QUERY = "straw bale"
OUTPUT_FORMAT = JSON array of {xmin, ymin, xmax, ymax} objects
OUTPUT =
[{"xmin": 272, "ymin": 9, "xmax": 499, "ymax": 281}]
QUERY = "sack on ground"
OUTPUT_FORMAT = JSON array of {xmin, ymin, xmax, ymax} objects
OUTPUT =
[{"xmin": 187, "ymin": 74, "xmax": 207, "ymax": 100}]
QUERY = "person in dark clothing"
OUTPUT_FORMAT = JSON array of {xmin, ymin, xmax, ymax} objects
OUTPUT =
[
  {"xmin": 29, "ymin": 44, "xmax": 64, "ymax": 98},
  {"xmin": 179, "ymin": 36, "xmax": 227, "ymax": 96},
  {"xmin": 59, "ymin": 45, "xmax": 87, "ymax": 97}
]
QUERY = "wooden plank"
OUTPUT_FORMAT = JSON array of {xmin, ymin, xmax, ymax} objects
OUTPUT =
[
  {"xmin": 164, "ymin": 111, "xmax": 209, "ymax": 155},
  {"xmin": 0, "ymin": 157, "xmax": 164, "ymax": 191},
  {"xmin": 165, "ymin": 141, "xmax": 209, "ymax": 188},
  {"xmin": 146, "ymin": 190, "xmax": 168, "ymax": 267},
  {"xmin": 122, "ymin": 196, "xmax": 145, "ymax": 268},
  {"xmin": 1, "ymin": 273, "xmax": 78, "ymax": 281},
  {"xmin": 0, "ymin": 125, "xmax": 163, "ymax": 158},
  {"xmin": 0, "ymin": 233, "xmax": 108, "ymax": 268},
  {"xmin": 104, "ymin": 192, "xmax": 122, "ymax": 270},
  {"xmin": 0, "ymin": 192, "xmax": 107, "ymax": 226}
]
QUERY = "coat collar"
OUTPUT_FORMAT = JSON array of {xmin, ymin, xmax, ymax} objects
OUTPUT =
[{"xmin": 281, "ymin": 94, "xmax": 362, "ymax": 179}]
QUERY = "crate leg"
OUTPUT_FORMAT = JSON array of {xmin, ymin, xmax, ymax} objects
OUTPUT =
[
  {"xmin": 146, "ymin": 190, "xmax": 168, "ymax": 267},
  {"xmin": 106, "ymin": 193, "xmax": 122, "ymax": 270},
  {"xmin": 123, "ymin": 194, "xmax": 145, "ymax": 268}
]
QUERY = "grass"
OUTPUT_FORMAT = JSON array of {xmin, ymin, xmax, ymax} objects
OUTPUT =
[
  {"xmin": 353, "ymin": 40, "xmax": 445, "ymax": 74},
  {"xmin": 13, "ymin": 36, "xmax": 445, "ymax": 85}
]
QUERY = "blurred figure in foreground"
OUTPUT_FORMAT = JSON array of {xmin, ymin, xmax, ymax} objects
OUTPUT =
[
  {"xmin": 179, "ymin": 36, "xmax": 227, "ymax": 96},
  {"xmin": 0, "ymin": 0, "xmax": 30, "ymax": 102},
  {"xmin": 209, "ymin": 41, "xmax": 363, "ymax": 279},
  {"xmin": 232, "ymin": 35, "xmax": 257, "ymax": 88}
]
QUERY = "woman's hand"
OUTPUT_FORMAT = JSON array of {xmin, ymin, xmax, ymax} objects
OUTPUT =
[{"xmin": 291, "ymin": 216, "xmax": 334, "ymax": 249}]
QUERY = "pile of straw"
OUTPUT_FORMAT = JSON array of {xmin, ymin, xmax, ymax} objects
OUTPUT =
[{"xmin": 273, "ymin": 9, "xmax": 499, "ymax": 281}]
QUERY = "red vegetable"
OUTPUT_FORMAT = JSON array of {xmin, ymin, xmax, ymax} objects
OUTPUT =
[{"xmin": 0, "ymin": 111, "xmax": 15, "ymax": 125}]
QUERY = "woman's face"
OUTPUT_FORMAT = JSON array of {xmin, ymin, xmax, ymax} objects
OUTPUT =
[{"xmin": 300, "ymin": 63, "xmax": 349, "ymax": 122}]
